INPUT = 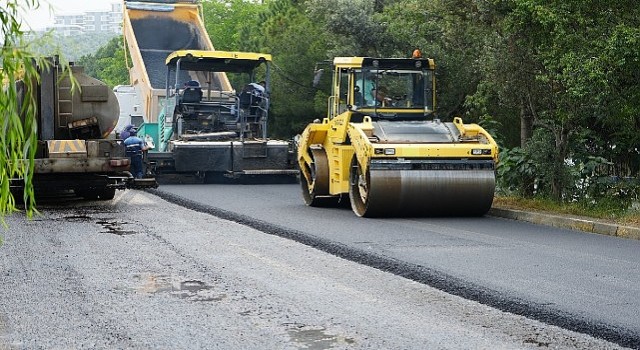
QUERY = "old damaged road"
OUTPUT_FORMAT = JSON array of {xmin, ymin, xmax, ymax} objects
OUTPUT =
[{"xmin": 0, "ymin": 186, "xmax": 637, "ymax": 349}]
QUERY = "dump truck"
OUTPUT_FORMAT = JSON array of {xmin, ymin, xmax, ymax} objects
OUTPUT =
[
  {"xmin": 296, "ymin": 53, "xmax": 499, "ymax": 217},
  {"xmin": 121, "ymin": 0, "xmax": 296, "ymax": 181},
  {"xmin": 10, "ymin": 57, "xmax": 157, "ymax": 200}
]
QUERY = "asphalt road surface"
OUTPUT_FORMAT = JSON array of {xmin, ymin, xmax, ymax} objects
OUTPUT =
[
  {"xmin": 0, "ymin": 190, "xmax": 631, "ymax": 349},
  {"xmin": 153, "ymin": 183, "xmax": 640, "ymax": 349}
]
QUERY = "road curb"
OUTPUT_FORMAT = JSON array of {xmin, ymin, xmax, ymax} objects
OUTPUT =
[{"xmin": 488, "ymin": 208, "xmax": 640, "ymax": 241}]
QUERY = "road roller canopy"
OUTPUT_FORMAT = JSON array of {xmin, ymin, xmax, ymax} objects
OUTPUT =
[
  {"xmin": 329, "ymin": 56, "xmax": 436, "ymax": 118},
  {"xmin": 333, "ymin": 57, "xmax": 436, "ymax": 71},
  {"xmin": 164, "ymin": 50, "xmax": 272, "ymax": 93},
  {"xmin": 166, "ymin": 50, "xmax": 272, "ymax": 73}
]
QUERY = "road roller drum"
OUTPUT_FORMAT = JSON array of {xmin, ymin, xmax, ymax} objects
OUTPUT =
[{"xmin": 349, "ymin": 159, "xmax": 496, "ymax": 217}]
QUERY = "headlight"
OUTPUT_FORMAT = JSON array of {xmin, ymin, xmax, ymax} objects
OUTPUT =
[
  {"xmin": 374, "ymin": 148, "xmax": 396, "ymax": 155},
  {"xmin": 471, "ymin": 149, "xmax": 492, "ymax": 155}
]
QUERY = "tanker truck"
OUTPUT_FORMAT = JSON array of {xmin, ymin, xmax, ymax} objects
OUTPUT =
[{"xmin": 10, "ymin": 57, "xmax": 157, "ymax": 200}]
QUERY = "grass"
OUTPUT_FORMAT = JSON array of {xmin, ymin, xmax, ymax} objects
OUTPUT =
[{"xmin": 493, "ymin": 196, "xmax": 640, "ymax": 227}]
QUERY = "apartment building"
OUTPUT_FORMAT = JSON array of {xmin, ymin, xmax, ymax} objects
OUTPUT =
[{"xmin": 47, "ymin": 2, "xmax": 122, "ymax": 36}]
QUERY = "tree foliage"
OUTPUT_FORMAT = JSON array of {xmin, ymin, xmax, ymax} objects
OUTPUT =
[
  {"xmin": 256, "ymin": 0, "xmax": 329, "ymax": 135},
  {"xmin": 202, "ymin": 0, "xmax": 263, "ymax": 51},
  {"xmin": 77, "ymin": 36, "xmax": 129, "ymax": 88},
  {"xmin": 481, "ymin": 0, "xmax": 640, "ymax": 200},
  {"xmin": 1, "ymin": 0, "xmax": 48, "ymax": 225},
  {"xmin": 30, "ymin": 31, "xmax": 117, "ymax": 61},
  {"xmin": 82, "ymin": 0, "xmax": 640, "ymax": 207}
]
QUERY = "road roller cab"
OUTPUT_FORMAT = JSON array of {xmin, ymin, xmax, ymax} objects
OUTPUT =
[{"xmin": 297, "ymin": 53, "xmax": 499, "ymax": 217}]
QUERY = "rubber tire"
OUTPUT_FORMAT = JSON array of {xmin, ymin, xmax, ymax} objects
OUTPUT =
[
  {"xmin": 348, "ymin": 156, "xmax": 372, "ymax": 217},
  {"xmin": 300, "ymin": 148, "xmax": 338, "ymax": 207}
]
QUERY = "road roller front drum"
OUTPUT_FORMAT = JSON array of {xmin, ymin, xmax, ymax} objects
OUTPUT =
[{"xmin": 349, "ymin": 157, "xmax": 497, "ymax": 217}]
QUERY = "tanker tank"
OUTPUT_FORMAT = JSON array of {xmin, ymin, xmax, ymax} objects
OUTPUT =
[{"xmin": 57, "ymin": 66, "xmax": 120, "ymax": 139}]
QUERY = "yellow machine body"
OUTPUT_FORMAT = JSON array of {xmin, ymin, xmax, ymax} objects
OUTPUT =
[{"xmin": 297, "ymin": 56, "xmax": 499, "ymax": 217}]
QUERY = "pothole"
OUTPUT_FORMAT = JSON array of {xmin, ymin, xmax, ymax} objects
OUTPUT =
[
  {"xmin": 131, "ymin": 274, "xmax": 226, "ymax": 302},
  {"xmin": 63, "ymin": 215, "xmax": 93, "ymax": 222},
  {"xmin": 285, "ymin": 323, "xmax": 356, "ymax": 349},
  {"xmin": 96, "ymin": 220, "xmax": 136, "ymax": 236}
]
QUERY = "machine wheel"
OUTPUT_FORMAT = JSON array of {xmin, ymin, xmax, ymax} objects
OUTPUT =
[
  {"xmin": 348, "ymin": 156, "xmax": 379, "ymax": 217},
  {"xmin": 349, "ymin": 156, "xmax": 368, "ymax": 217},
  {"xmin": 300, "ymin": 148, "xmax": 336, "ymax": 207},
  {"xmin": 348, "ymin": 155, "xmax": 497, "ymax": 217}
]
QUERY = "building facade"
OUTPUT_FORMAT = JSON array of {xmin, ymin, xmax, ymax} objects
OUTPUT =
[{"xmin": 47, "ymin": 2, "xmax": 122, "ymax": 36}]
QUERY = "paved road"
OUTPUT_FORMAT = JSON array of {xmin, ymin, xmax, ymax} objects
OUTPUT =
[
  {"xmin": 0, "ymin": 191, "xmax": 629, "ymax": 349},
  {"xmin": 155, "ymin": 183, "xmax": 640, "ymax": 348}
]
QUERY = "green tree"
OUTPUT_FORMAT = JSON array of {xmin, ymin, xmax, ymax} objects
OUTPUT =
[
  {"xmin": 463, "ymin": 0, "xmax": 640, "ymax": 201},
  {"xmin": 374, "ymin": 0, "xmax": 640, "ymax": 203},
  {"xmin": 257, "ymin": 0, "xmax": 330, "ymax": 136},
  {"xmin": 77, "ymin": 36, "xmax": 129, "ymax": 88},
  {"xmin": 33, "ymin": 31, "xmax": 116, "ymax": 61},
  {"xmin": 306, "ymin": 0, "xmax": 393, "ymax": 57},
  {"xmin": 201, "ymin": 0, "xmax": 263, "ymax": 51},
  {"xmin": 1, "ymin": 0, "xmax": 51, "ymax": 225}
]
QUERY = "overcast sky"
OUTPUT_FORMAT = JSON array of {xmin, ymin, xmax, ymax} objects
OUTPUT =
[{"xmin": 19, "ymin": 0, "xmax": 118, "ymax": 30}]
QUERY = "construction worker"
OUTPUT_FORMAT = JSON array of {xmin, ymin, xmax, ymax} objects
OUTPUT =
[{"xmin": 124, "ymin": 127, "xmax": 150, "ymax": 179}]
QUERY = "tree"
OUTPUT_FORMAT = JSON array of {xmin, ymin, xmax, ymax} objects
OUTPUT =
[
  {"xmin": 1, "ymin": 0, "xmax": 69, "ymax": 228},
  {"xmin": 32, "ymin": 31, "xmax": 117, "ymax": 61},
  {"xmin": 201, "ymin": 0, "xmax": 263, "ymax": 51},
  {"xmin": 77, "ymin": 36, "xmax": 129, "ymax": 88},
  {"xmin": 374, "ymin": 0, "xmax": 640, "ymax": 203},
  {"xmin": 499, "ymin": 1, "xmax": 640, "ymax": 200},
  {"xmin": 305, "ymin": 0, "xmax": 388, "ymax": 57},
  {"xmin": 464, "ymin": 0, "xmax": 640, "ymax": 201},
  {"xmin": 380, "ymin": 0, "xmax": 495, "ymax": 120}
]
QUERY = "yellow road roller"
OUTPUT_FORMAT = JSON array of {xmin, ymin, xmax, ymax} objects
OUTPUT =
[{"xmin": 296, "ymin": 53, "xmax": 499, "ymax": 217}]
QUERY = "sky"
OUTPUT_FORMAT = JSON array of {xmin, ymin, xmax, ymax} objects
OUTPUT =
[{"xmin": 18, "ymin": 0, "xmax": 118, "ymax": 30}]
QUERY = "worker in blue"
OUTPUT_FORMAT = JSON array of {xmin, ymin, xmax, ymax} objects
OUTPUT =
[{"xmin": 124, "ymin": 127, "xmax": 150, "ymax": 179}]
